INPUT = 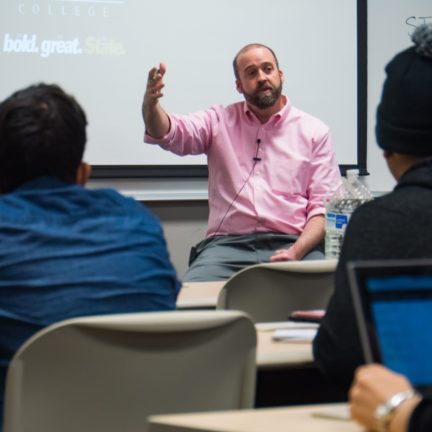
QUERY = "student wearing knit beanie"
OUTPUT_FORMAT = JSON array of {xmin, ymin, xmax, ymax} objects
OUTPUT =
[
  {"xmin": 348, "ymin": 26, "xmax": 432, "ymax": 432},
  {"xmin": 314, "ymin": 25, "xmax": 432, "ymax": 425}
]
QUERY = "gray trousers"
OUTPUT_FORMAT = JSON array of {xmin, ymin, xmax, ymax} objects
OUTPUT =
[{"xmin": 183, "ymin": 232, "xmax": 324, "ymax": 282}]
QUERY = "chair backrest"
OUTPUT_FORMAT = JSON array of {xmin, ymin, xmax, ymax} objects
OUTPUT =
[
  {"xmin": 216, "ymin": 260, "xmax": 337, "ymax": 323},
  {"xmin": 3, "ymin": 310, "xmax": 256, "ymax": 432}
]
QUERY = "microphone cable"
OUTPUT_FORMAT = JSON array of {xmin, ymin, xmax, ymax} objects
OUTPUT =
[{"xmin": 212, "ymin": 138, "xmax": 261, "ymax": 236}]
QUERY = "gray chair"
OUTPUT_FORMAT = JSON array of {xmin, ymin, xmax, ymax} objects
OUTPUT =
[
  {"xmin": 216, "ymin": 260, "xmax": 337, "ymax": 323},
  {"xmin": 3, "ymin": 310, "xmax": 256, "ymax": 432}
]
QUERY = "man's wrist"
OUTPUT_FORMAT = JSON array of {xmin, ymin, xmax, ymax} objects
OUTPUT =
[
  {"xmin": 374, "ymin": 390, "xmax": 417, "ymax": 432},
  {"xmin": 288, "ymin": 240, "xmax": 305, "ymax": 260}
]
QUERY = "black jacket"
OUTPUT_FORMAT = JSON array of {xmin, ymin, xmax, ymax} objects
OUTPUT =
[
  {"xmin": 313, "ymin": 161, "xmax": 432, "ymax": 391},
  {"xmin": 410, "ymin": 398, "xmax": 432, "ymax": 432}
]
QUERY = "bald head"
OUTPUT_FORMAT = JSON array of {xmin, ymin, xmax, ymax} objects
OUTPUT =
[{"xmin": 233, "ymin": 43, "xmax": 279, "ymax": 80}]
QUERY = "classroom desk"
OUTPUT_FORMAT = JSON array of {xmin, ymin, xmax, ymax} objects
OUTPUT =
[
  {"xmin": 254, "ymin": 322, "xmax": 345, "ymax": 406},
  {"xmin": 176, "ymin": 281, "xmax": 224, "ymax": 309},
  {"xmin": 177, "ymin": 286, "xmax": 345, "ymax": 406},
  {"xmin": 177, "ymin": 283, "xmax": 314, "ymax": 369},
  {"xmin": 255, "ymin": 322, "xmax": 314, "ymax": 368},
  {"xmin": 148, "ymin": 403, "xmax": 362, "ymax": 432}
]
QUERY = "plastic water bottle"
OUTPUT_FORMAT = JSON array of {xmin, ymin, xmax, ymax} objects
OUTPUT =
[{"xmin": 325, "ymin": 170, "xmax": 373, "ymax": 259}]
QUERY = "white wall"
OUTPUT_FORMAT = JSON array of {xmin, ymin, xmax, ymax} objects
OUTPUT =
[{"xmin": 366, "ymin": 0, "xmax": 431, "ymax": 193}]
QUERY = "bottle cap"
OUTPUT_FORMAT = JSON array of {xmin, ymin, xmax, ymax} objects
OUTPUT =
[{"xmin": 346, "ymin": 169, "xmax": 359, "ymax": 178}]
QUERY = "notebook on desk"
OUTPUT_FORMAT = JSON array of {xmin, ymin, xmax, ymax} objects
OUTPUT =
[{"xmin": 348, "ymin": 259, "xmax": 432, "ymax": 396}]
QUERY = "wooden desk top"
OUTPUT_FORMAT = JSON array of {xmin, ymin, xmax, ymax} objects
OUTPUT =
[
  {"xmin": 255, "ymin": 322, "xmax": 314, "ymax": 368},
  {"xmin": 177, "ymin": 283, "xmax": 315, "ymax": 369},
  {"xmin": 176, "ymin": 281, "xmax": 224, "ymax": 309},
  {"xmin": 148, "ymin": 403, "xmax": 362, "ymax": 432}
]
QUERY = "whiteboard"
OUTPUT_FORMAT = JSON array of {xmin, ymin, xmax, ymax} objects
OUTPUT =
[
  {"xmin": 366, "ymin": 0, "xmax": 432, "ymax": 192},
  {"xmin": 0, "ymin": 0, "xmax": 361, "ymax": 177}
]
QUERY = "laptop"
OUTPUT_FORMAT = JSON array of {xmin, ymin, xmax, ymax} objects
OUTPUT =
[{"xmin": 348, "ymin": 259, "xmax": 432, "ymax": 395}]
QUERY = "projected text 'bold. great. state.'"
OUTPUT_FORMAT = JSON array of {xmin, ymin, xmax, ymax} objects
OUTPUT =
[{"xmin": 2, "ymin": 33, "xmax": 125, "ymax": 57}]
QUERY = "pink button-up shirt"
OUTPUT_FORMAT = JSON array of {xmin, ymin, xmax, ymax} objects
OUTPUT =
[{"xmin": 145, "ymin": 97, "xmax": 341, "ymax": 238}]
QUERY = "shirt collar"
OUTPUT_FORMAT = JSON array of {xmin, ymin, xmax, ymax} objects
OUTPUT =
[
  {"xmin": 14, "ymin": 176, "xmax": 74, "ymax": 193},
  {"xmin": 243, "ymin": 95, "xmax": 291, "ymax": 125}
]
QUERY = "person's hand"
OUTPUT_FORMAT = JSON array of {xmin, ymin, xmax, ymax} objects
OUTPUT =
[
  {"xmin": 142, "ymin": 63, "xmax": 171, "ymax": 138},
  {"xmin": 349, "ymin": 364, "xmax": 419, "ymax": 432},
  {"xmin": 269, "ymin": 246, "xmax": 301, "ymax": 262},
  {"xmin": 143, "ymin": 62, "xmax": 166, "ymax": 107}
]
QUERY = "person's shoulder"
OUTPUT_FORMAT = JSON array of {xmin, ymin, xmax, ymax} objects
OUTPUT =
[
  {"xmin": 204, "ymin": 102, "xmax": 245, "ymax": 126},
  {"xmin": 356, "ymin": 190, "xmax": 404, "ymax": 214},
  {"xmin": 287, "ymin": 104, "xmax": 330, "ymax": 134},
  {"xmin": 290, "ymin": 106, "xmax": 329, "ymax": 130},
  {"xmin": 346, "ymin": 194, "xmax": 395, "ymax": 231},
  {"xmin": 208, "ymin": 101, "xmax": 243, "ymax": 115},
  {"xmin": 86, "ymin": 187, "xmax": 152, "ymax": 215},
  {"xmin": 175, "ymin": 103, "xmax": 237, "ymax": 124},
  {"xmin": 88, "ymin": 188, "xmax": 165, "ymax": 232},
  {"xmin": 350, "ymin": 195, "xmax": 386, "ymax": 216}
]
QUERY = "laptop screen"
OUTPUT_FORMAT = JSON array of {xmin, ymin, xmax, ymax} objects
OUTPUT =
[{"xmin": 348, "ymin": 259, "xmax": 432, "ymax": 393}]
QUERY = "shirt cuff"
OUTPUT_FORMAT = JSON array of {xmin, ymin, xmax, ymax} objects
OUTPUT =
[
  {"xmin": 144, "ymin": 115, "xmax": 176, "ymax": 144},
  {"xmin": 306, "ymin": 207, "xmax": 325, "ymax": 222}
]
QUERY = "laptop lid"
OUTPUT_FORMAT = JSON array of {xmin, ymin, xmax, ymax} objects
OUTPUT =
[{"xmin": 348, "ymin": 259, "xmax": 432, "ymax": 395}]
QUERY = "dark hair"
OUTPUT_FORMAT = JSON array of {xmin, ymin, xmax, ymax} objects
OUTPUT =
[
  {"xmin": 0, "ymin": 83, "xmax": 87, "ymax": 193},
  {"xmin": 232, "ymin": 43, "xmax": 280, "ymax": 80}
]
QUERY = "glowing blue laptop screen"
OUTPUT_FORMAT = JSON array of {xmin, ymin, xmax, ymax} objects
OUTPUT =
[{"xmin": 367, "ymin": 275, "xmax": 432, "ymax": 387}]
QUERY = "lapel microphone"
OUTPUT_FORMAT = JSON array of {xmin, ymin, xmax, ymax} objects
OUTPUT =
[{"xmin": 253, "ymin": 139, "xmax": 261, "ymax": 161}]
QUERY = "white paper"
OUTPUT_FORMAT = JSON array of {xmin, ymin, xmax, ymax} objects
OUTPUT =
[{"xmin": 272, "ymin": 328, "xmax": 317, "ymax": 342}]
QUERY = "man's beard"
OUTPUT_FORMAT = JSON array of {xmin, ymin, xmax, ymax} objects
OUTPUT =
[{"xmin": 244, "ymin": 82, "xmax": 283, "ymax": 109}]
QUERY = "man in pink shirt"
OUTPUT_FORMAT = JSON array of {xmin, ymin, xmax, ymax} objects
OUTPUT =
[{"xmin": 142, "ymin": 43, "xmax": 341, "ymax": 281}]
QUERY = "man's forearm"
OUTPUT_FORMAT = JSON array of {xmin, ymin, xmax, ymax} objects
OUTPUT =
[
  {"xmin": 289, "ymin": 214, "xmax": 325, "ymax": 259},
  {"xmin": 270, "ymin": 214, "xmax": 325, "ymax": 261},
  {"xmin": 142, "ymin": 102, "xmax": 170, "ymax": 138},
  {"xmin": 142, "ymin": 63, "xmax": 171, "ymax": 139}
]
